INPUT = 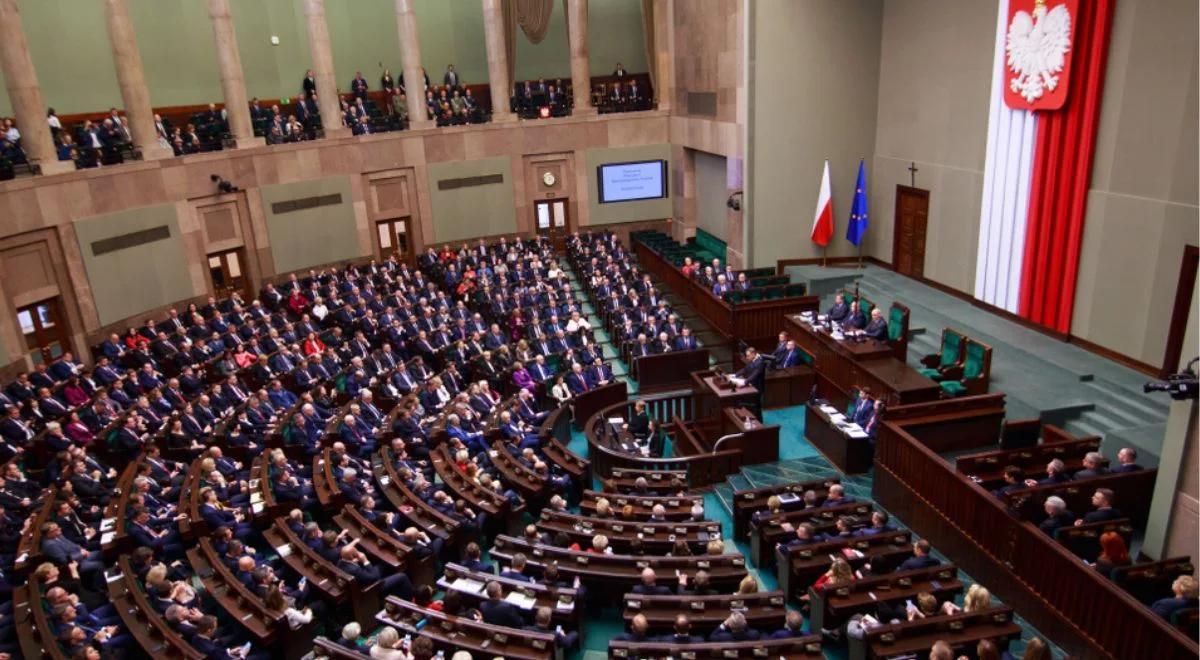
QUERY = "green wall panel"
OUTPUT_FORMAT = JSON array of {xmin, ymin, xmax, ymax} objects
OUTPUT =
[
  {"xmin": 74, "ymin": 203, "xmax": 195, "ymax": 327},
  {"xmin": 426, "ymin": 157, "xmax": 517, "ymax": 243},
  {"xmin": 0, "ymin": 0, "xmax": 646, "ymax": 115},
  {"xmin": 260, "ymin": 176, "xmax": 361, "ymax": 275},
  {"xmin": 585, "ymin": 143, "xmax": 672, "ymax": 225}
]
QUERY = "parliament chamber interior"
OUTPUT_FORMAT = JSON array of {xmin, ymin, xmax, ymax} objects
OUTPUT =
[{"xmin": 0, "ymin": 0, "xmax": 1195, "ymax": 659}]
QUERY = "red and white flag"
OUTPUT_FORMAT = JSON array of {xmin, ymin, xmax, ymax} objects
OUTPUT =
[{"xmin": 811, "ymin": 160, "xmax": 834, "ymax": 246}]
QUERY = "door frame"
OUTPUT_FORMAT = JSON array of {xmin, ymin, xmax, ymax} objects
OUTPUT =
[
  {"xmin": 533, "ymin": 198, "xmax": 572, "ymax": 242},
  {"xmin": 374, "ymin": 217, "xmax": 414, "ymax": 264},
  {"xmin": 16, "ymin": 297, "xmax": 71, "ymax": 365},
  {"xmin": 1161, "ymin": 244, "xmax": 1199, "ymax": 378},
  {"xmin": 892, "ymin": 185, "xmax": 930, "ymax": 274},
  {"xmin": 206, "ymin": 248, "xmax": 251, "ymax": 301}
]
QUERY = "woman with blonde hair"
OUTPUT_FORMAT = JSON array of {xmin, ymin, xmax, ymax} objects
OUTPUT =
[
  {"xmin": 594, "ymin": 498, "xmax": 612, "ymax": 517},
  {"xmin": 368, "ymin": 626, "xmax": 412, "ymax": 660},
  {"xmin": 812, "ymin": 558, "xmax": 856, "ymax": 593},
  {"xmin": 706, "ymin": 539, "xmax": 726, "ymax": 555}
]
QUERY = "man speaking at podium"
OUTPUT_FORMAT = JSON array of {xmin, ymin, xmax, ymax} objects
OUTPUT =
[{"xmin": 731, "ymin": 347, "xmax": 767, "ymax": 419}]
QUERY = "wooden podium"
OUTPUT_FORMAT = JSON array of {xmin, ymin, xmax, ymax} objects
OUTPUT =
[{"xmin": 691, "ymin": 370, "xmax": 760, "ymax": 422}]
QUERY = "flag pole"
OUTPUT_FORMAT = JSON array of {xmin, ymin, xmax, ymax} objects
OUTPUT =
[{"xmin": 857, "ymin": 241, "xmax": 863, "ymax": 269}]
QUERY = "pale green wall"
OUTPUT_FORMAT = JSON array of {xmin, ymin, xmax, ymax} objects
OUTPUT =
[
  {"xmin": 426, "ymin": 157, "xmax": 517, "ymax": 243},
  {"xmin": 1069, "ymin": 0, "xmax": 1200, "ymax": 366},
  {"xmin": 868, "ymin": 0, "xmax": 995, "ymax": 292},
  {"xmin": 748, "ymin": 0, "xmax": 882, "ymax": 268},
  {"xmin": 0, "ymin": 0, "xmax": 645, "ymax": 115},
  {"xmin": 695, "ymin": 151, "xmax": 728, "ymax": 241},
  {"xmin": 585, "ymin": 144, "xmax": 673, "ymax": 225},
  {"xmin": 74, "ymin": 203, "xmax": 195, "ymax": 327},
  {"xmin": 414, "ymin": 0, "xmax": 488, "ymax": 87},
  {"xmin": 260, "ymin": 176, "xmax": 360, "ymax": 274}
]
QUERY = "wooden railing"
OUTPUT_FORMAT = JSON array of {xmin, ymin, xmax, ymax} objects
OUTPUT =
[
  {"xmin": 873, "ymin": 396, "xmax": 1198, "ymax": 660},
  {"xmin": 583, "ymin": 392, "xmax": 741, "ymax": 489},
  {"xmin": 632, "ymin": 238, "xmax": 819, "ymax": 346}
]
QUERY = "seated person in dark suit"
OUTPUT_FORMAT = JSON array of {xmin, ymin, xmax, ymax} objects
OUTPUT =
[
  {"xmin": 1024, "ymin": 458, "xmax": 1071, "ymax": 487},
  {"xmin": 708, "ymin": 611, "xmax": 761, "ymax": 642},
  {"xmin": 860, "ymin": 308, "xmax": 889, "ymax": 340},
  {"xmin": 1152, "ymin": 575, "xmax": 1199, "ymax": 621},
  {"xmin": 774, "ymin": 340, "xmax": 805, "ymax": 368},
  {"xmin": 991, "ymin": 465, "xmax": 1028, "ymax": 498},
  {"xmin": 525, "ymin": 606, "xmax": 579, "ymax": 649},
  {"xmin": 1037, "ymin": 496, "xmax": 1075, "ymax": 535},
  {"xmin": 657, "ymin": 614, "xmax": 704, "ymax": 644},
  {"xmin": 1113, "ymin": 447, "xmax": 1144, "ymax": 473},
  {"xmin": 479, "ymin": 581, "xmax": 525, "ymax": 628},
  {"xmin": 827, "ymin": 294, "xmax": 850, "ymax": 323},
  {"xmin": 614, "ymin": 613, "xmax": 652, "ymax": 642},
  {"xmin": 842, "ymin": 301, "xmax": 866, "ymax": 329},
  {"xmin": 769, "ymin": 611, "xmax": 806, "ymax": 639},
  {"xmin": 895, "ymin": 539, "xmax": 940, "ymax": 572},
  {"xmin": 631, "ymin": 567, "xmax": 673, "ymax": 595},
  {"xmin": 1074, "ymin": 451, "xmax": 1110, "ymax": 479},
  {"xmin": 1076, "ymin": 488, "xmax": 1122, "ymax": 525}
]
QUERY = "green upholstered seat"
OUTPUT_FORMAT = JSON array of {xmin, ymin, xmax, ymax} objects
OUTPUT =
[
  {"xmin": 940, "ymin": 380, "xmax": 967, "ymax": 396},
  {"xmin": 939, "ymin": 331, "xmax": 964, "ymax": 368},
  {"xmin": 888, "ymin": 306, "xmax": 904, "ymax": 342},
  {"xmin": 725, "ymin": 291, "xmax": 744, "ymax": 304},
  {"xmin": 765, "ymin": 287, "xmax": 784, "ymax": 299},
  {"xmin": 860, "ymin": 299, "xmax": 874, "ymax": 317},
  {"xmin": 963, "ymin": 340, "xmax": 986, "ymax": 379},
  {"xmin": 919, "ymin": 367, "xmax": 943, "ymax": 379},
  {"xmin": 785, "ymin": 283, "xmax": 807, "ymax": 297},
  {"xmin": 746, "ymin": 289, "xmax": 764, "ymax": 301}
]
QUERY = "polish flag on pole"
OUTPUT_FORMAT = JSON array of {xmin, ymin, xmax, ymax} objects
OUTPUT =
[{"xmin": 811, "ymin": 160, "xmax": 834, "ymax": 247}]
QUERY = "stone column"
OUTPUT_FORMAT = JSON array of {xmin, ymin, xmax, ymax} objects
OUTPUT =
[
  {"xmin": 206, "ymin": 0, "xmax": 256, "ymax": 148},
  {"xmin": 481, "ymin": 0, "xmax": 514, "ymax": 122},
  {"xmin": 302, "ymin": 0, "xmax": 348, "ymax": 138},
  {"xmin": 395, "ymin": 0, "xmax": 430, "ymax": 128},
  {"xmin": 652, "ymin": 0, "xmax": 674, "ymax": 112},
  {"xmin": 103, "ymin": 0, "xmax": 171, "ymax": 160},
  {"xmin": 566, "ymin": 0, "xmax": 593, "ymax": 114},
  {"xmin": 0, "ymin": 0, "xmax": 72, "ymax": 174}
]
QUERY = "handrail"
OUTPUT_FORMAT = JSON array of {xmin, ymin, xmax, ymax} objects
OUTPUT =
[{"xmin": 712, "ymin": 433, "xmax": 744, "ymax": 453}]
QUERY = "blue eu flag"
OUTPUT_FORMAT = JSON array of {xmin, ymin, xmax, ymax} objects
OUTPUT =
[{"xmin": 846, "ymin": 160, "xmax": 869, "ymax": 246}]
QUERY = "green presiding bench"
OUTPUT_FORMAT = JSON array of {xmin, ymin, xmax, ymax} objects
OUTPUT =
[{"xmin": 918, "ymin": 328, "xmax": 992, "ymax": 397}]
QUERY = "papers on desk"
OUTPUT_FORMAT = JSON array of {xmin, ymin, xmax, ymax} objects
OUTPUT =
[
  {"xmin": 818, "ymin": 405, "xmax": 839, "ymax": 415},
  {"xmin": 777, "ymin": 492, "xmax": 800, "ymax": 505},
  {"xmin": 846, "ymin": 427, "xmax": 869, "ymax": 439},
  {"xmin": 555, "ymin": 596, "xmax": 574, "ymax": 612},
  {"xmin": 451, "ymin": 577, "xmax": 485, "ymax": 594},
  {"xmin": 607, "ymin": 417, "xmax": 625, "ymax": 426},
  {"xmin": 101, "ymin": 532, "xmax": 115, "ymax": 546},
  {"xmin": 729, "ymin": 377, "xmax": 747, "ymax": 387},
  {"xmin": 505, "ymin": 591, "xmax": 537, "ymax": 609},
  {"xmin": 100, "ymin": 517, "xmax": 115, "ymax": 532},
  {"xmin": 276, "ymin": 544, "xmax": 292, "ymax": 558}
]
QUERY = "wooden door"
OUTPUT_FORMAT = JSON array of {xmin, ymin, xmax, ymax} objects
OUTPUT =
[
  {"xmin": 535, "ymin": 199, "xmax": 569, "ymax": 248},
  {"xmin": 376, "ymin": 218, "xmax": 412, "ymax": 262},
  {"xmin": 16, "ymin": 298, "xmax": 70, "ymax": 365},
  {"xmin": 207, "ymin": 249, "xmax": 249, "ymax": 300},
  {"xmin": 1161, "ymin": 245, "xmax": 1198, "ymax": 377},
  {"xmin": 893, "ymin": 186, "xmax": 929, "ymax": 278}
]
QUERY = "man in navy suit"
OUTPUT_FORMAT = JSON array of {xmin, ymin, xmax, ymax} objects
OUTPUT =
[
  {"xmin": 480, "ymin": 581, "xmax": 525, "ymax": 627},
  {"xmin": 861, "ymin": 308, "xmax": 889, "ymax": 340},
  {"xmin": 774, "ymin": 340, "xmax": 803, "ymax": 369},
  {"xmin": 674, "ymin": 327, "xmax": 698, "ymax": 351},
  {"xmin": 827, "ymin": 294, "xmax": 849, "ymax": 323},
  {"xmin": 631, "ymin": 568, "xmax": 674, "ymax": 595},
  {"xmin": 1076, "ymin": 488, "xmax": 1123, "ymax": 525},
  {"xmin": 733, "ymin": 347, "xmax": 767, "ymax": 418},
  {"xmin": 842, "ymin": 301, "xmax": 866, "ymax": 329},
  {"xmin": 566, "ymin": 364, "xmax": 591, "ymax": 395},
  {"xmin": 895, "ymin": 539, "xmax": 940, "ymax": 572},
  {"xmin": 1112, "ymin": 447, "xmax": 1143, "ymax": 473}
]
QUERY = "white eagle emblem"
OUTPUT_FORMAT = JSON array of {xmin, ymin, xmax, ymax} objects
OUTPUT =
[{"xmin": 1006, "ymin": 1, "xmax": 1072, "ymax": 103}]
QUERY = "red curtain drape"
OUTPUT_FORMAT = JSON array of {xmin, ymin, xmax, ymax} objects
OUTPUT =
[{"xmin": 1018, "ymin": 0, "xmax": 1117, "ymax": 333}]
